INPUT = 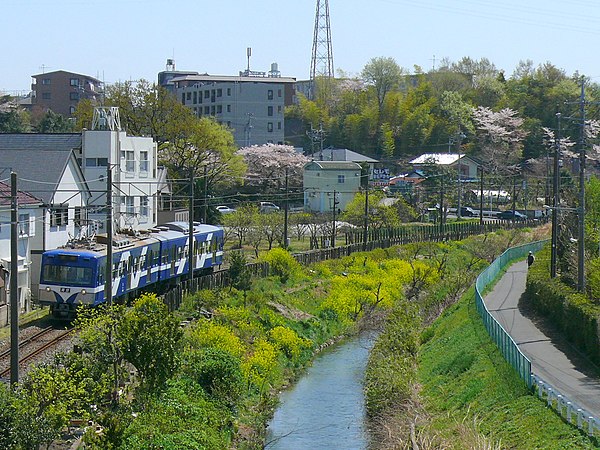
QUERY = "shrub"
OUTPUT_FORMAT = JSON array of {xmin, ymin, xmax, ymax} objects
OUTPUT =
[
  {"xmin": 268, "ymin": 326, "xmax": 312, "ymax": 361},
  {"xmin": 526, "ymin": 246, "xmax": 600, "ymax": 364},
  {"xmin": 241, "ymin": 339, "xmax": 279, "ymax": 392},
  {"xmin": 185, "ymin": 320, "xmax": 245, "ymax": 358},
  {"xmin": 260, "ymin": 248, "xmax": 301, "ymax": 283},
  {"xmin": 182, "ymin": 348, "xmax": 244, "ymax": 408}
]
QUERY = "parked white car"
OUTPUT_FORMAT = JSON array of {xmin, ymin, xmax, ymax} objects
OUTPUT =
[
  {"xmin": 216, "ymin": 205, "xmax": 236, "ymax": 214},
  {"xmin": 259, "ymin": 201, "xmax": 280, "ymax": 213}
]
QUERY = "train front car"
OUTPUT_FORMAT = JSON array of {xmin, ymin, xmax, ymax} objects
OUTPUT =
[{"xmin": 39, "ymin": 249, "xmax": 103, "ymax": 318}]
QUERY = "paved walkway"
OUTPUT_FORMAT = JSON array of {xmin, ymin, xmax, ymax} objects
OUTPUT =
[{"xmin": 484, "ymin": 260, "xmax": 600, "ymax": 417}]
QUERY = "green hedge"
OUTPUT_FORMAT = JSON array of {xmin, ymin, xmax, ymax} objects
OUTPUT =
[{"xmin": 525, "ymin": 246, "xmax": 600, "ymax": 364}]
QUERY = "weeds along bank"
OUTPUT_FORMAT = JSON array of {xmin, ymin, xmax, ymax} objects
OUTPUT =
[{"xmin": 366, "ymin": 227, "xmax": 600, "ymax": 449}]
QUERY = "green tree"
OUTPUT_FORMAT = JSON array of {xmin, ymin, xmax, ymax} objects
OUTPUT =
[
  {"xmin": 342, "ymin": 190, "xmax": 400, "ymax": 229},
  {"xmin": 33, "ymin": 109, "xmax": 75, "ymax": 132},
  {"xmin": 0, "ymin": 384, "xmax": 17, "ymax": 449},
  {"xmin": 362, "ymin": 57, "xmax": 404, "ymax": 112},
  {"xmin": 118, "ymin": 293, "xmax": 183, "ymax": 392},
  {"xmin": 227, "ymin": 250, "xmax": 252, "ymax": 295},
  {"xmin": 0, "ymin": 108, "xmax": 30, "ymax": 132}
]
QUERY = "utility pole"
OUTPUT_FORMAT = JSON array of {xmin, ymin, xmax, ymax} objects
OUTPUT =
[
  {"xmin": 439, "ymin": 175, "xmax": 445, "ymax": 233},
  {"xmin": 10, "ymin": 172, "xmax": 19, "ymax": 387},
  {"xmin": 363, "ymin": 183, "xmax": 369, "ymax": 251},
  {"xmin": 105, "ymin": 165, "xmax": 113, "ymax": 306},
  {"xmin": 283, "ymin": 168, "xmax": 289, "ymax": 249},
  {"xmin": 551, "ymin": 113, "xmax": 561, "ymax": 278},
  {"xmin": 511, "ymin": 174, "xmax": 517, "ymax": 224},
  {"xmin": 479, "ymin": 167, "xmax": 484, "ymax": 230},
  {"xmin": 203, "ymin": 165, "xmax": 208, "ymax": 224},
  {"xmin": 188, "ymin": 168, "xmax": 195, "ymax": 281},
  {"xmin": 331, "ymin": 190, "xmax": 338, "ymax": 248},
  {"xmin": 578, "ymin": 78, "xmax": 586, "ymax": 292}
]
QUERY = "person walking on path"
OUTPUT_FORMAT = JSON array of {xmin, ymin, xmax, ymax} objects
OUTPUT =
[{"xmin": 527, "ymin": 251, "xmax": 535, "ymax": 268}]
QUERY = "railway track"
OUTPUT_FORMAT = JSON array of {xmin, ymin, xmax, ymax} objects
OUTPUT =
[{"xmin": 0, "ymin": 327, "xmax": 76, "ymax": 379}]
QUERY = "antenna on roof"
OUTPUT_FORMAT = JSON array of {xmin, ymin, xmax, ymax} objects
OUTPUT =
[
  {"xmin": 247, "ymin": 47, "xmax": 252, "ymax": 73},
  {"xmin": 39, "ymin": 64, "xmax": 52, "ymax": 74}
]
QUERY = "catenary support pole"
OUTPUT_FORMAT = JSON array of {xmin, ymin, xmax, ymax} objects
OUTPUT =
[
  {"xmin": 189, "ymin": 168, "xmax": 194, "ymax": 281},
  {"xmin": 551, "ymin": 113, "xmax": 561, "ymax": 278},
  {"xmin": 105, "ymin": 164, "xmax": 113, "ymax": 306},
  {"xmin": 10, "ymin": 172, "xmax": 19, "ymax": 386},
  {"xmin": 283, "ymin": 168, "xmax": 289, "ymax": 249}
]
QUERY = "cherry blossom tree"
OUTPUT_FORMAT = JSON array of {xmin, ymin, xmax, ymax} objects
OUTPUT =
[
  {"xmin": 236, "ymin": 144, "xmax": 309, "ymax": 192},
  {"xmin": 472, "ymin": 106, "xmax": 528, "ymax": 174}
]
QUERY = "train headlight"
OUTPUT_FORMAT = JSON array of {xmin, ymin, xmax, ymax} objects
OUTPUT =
[
  {"xmin": 45, "ymin": 287, "xmax": 50, "ymax": 292},
  {"xmin": 81, "ymin": 289, "xmax": 87, "ymax": 295}
]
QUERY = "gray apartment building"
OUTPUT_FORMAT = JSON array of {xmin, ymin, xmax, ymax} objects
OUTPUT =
[
  {"xmin": 166, "ymin": 71, "xmax": 296, "ymax": 147},
  {"xmin": 31, "ymin": 70, "xmax": 103, "ymax": 117}
]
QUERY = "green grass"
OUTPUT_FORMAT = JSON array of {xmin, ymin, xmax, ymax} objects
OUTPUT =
[{"xmin": 418, "ymin": 286, "xmax": 599, "ymax": 449}]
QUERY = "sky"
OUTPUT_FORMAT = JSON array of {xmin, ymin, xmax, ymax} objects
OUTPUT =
[{"xmin": 3, "ymin": 0, "xmax": 600, "ymax": 93}]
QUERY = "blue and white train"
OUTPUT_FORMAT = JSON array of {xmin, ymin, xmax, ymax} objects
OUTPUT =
[{"xmin": 38, "ymin": 222, "xmax": 224, "ymax": 318}]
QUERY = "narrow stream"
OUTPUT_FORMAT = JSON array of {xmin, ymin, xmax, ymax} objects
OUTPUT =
[{"xmin": 265, "ymin": 334, "xmax": 375, "ymax": 450}]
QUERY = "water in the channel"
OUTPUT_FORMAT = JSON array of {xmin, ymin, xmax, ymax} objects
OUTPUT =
[{"xmin": 265, "ymin": 334, "xmax": 375, "ymax": 450}]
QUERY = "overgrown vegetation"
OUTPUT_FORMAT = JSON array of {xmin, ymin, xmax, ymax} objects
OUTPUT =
[{"xmin": 364, "ymin": 225, "xmax": 599, "ymax": 449}]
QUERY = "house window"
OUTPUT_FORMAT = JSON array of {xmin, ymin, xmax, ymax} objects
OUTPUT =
[
  {"xmin": 42, "ymin": 92, "xmax": 51, "ymax": 100},
  {"xmin": 70, "ymin": 78, "xmax": 79, "ymax": 86},
  {"xmin": 210, "ymin": 106, "xmax": 215, "ymax": 115},
  {"xmin": 181, "ymin": 93, "xmax": 185, "ymax": 104},
  {"xmin": 278, "ymin": 122, "xmax": 282, "ymax": 130},
  {"xmin": 278, "ymin": 89, "xmax": 282, "ymax": 97},
  {"xmin": 216, "ymin": 89, "xmax": 222, "ymax": 97},
  {"xmin": 338, "ymin": 175, "xmax": 345, "ymax": 184},
  {"xmin": 70, "ymin": 106, "xmax": 76, "ymax": 115},
  {"xmin": 125, "ymin": 151, "xmax": 135, "ymax": 172},
  {"xmin": 268, "ymin": 106, "xmax": 273, "ymax": 116},
  {"xmin": 50, "ymin": 206, "xmax": 68, "ymax": 227},
  {"xmin": 125, "ymin": 197, "xmax": 135, "ymax": 215},
  {"xmin": 18, "ymin": 213, "xmax": 30, "ymax": 236},
  {"xmin": 42, "ymin": 78, "xmax": 51, "ymax": 85},
  {"xmin": 267, "ymin": 122, "xmax": 273, "ymax": 132},
  {"xmin": 193, "ymin": 91, "xmax": 197, "ymax": 104},
  {"xmin": 140, "ymin": 151, "xmax": 149, "ymax": 172},
  {"xmin": 227, "ymin": 88, "xmax": 231, "ymax": 96},
  {"xmin": 70, "ymin": 92, "xmax": 79, "ymax": 101},
  {"xmin": 97, "ymin": 158, "xmax": 108, "ymax": 167},
  {"xmin": 86, "ymin": 158, "xmax": 97, "ymax": 167},
  {"xmin": 140, "ymin": 196, "xmax": 149, "ymax": 217},
  {"xmin": 186, "ymin": 92, "xmax": 191, "ymax": 101},
  {"xmin": 204, "ymin": 90, "xmax": 210, "ymax": 99},
  {"xmin": 227, "ymin": 104, "xmax": 231, "ymax": 112},
  {"xmin": 216, "ymin": 105, "xmax": 222, "ymax": 114},
  {"xmin": 267, "ymin": 90, "xmax": 273, "ymax": 100},
  {"xmin": 278, "ymin": 105, "xmax": 282, "ymax": 114}
]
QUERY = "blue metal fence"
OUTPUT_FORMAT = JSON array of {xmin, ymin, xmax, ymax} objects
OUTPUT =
[{"xmin": 474, "ymin": 240, "xmax": 548, "ymax": 389}]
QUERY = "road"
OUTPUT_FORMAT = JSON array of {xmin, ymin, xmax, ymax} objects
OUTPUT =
[{"xmin": 484, "ymin": 260, "xmax": 600, "ymax": 417}]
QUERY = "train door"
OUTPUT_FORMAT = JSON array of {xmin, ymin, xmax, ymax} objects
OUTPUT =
[
  {"xmin": 126, "ymin": 255, "xmax": 133, "ymax": 291},
  {"xmin": 170, "ymin": 245, "xmax": 176, "ymax": 276},
  {"xmin": 146, "ymin": 250, "xmax": 152, "ymax": 283}
]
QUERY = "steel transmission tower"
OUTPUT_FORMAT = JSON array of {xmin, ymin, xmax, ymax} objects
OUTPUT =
[{"xmin": 310, "ymin": 0, "xmax": 334, "ymax": 97}]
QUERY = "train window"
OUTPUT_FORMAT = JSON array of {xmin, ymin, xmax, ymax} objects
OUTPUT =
[{"xmin": 42, "ymin": 265, "xmax": 93, "ymax": 286}]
